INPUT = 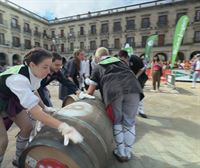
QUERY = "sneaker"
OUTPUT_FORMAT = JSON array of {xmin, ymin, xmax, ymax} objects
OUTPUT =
[
  {"xmin": 139, "ymin": 113, "xmax": 148, "ymax": 118},
  {"xmin": 113, "ymin": 150, "xmax": 128, "ymax": 162}
]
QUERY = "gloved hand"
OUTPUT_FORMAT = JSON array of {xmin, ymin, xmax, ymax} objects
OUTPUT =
[
  {"xmin": 58, "ymin": 123, "xmax": 84, "ymax": 146},
  {"xmin": 35, "ymin": 120, "xmax": 44, "ymax": 132},
  {"xmin": 43, "ymin": 105, "xmax": 56, "ymax": 114},
  {"xmin": 78, "ymin": 91, "xmax": 95, "ymax": 100}
]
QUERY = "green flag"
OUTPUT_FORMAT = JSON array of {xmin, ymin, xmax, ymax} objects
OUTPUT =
[
  {"xmin": 122, "ymin": 43, "xmax": 134, "ymax": 56},
  {"xmin": 171, "ymin": 15, "xmax": 189, "ymax": 68},
  {"xmin": 144, "ymin": 34, "xmax": 158, "ymax": 62}
]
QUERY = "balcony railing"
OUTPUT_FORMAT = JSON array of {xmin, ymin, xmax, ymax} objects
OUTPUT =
[
  {"xmin": 23, "ymin": 28, "xmax": 32, "ymax": 34},
  {"xmin": 34, "ymin": 31, "xmax": 41, "ymax": 38},
  {"xmin": 0, "ymin": 19, "xmax": 8, "ymax": 28},
  {"xmin": 157, "ymin": 22, "xmax": 168, "ymax": 28},
  {"xmin": 11, "ymin": 24, "xmax": 21, "ymax": 32},
  {"xmin": 12, "ymin": 43, "xmax": 21, "ymax": 48},
  {"xmin": 88, "ymin": 30, "xmax": 97, "ymax": 36}
]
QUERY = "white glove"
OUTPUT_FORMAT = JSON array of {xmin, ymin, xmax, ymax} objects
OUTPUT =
[
  {"xmin": 43, "ymin": 105, "xmax": 56, "ymax": 114},
  {"xmin": 79, "ymin": 91, "xmax": 95, "ymax": 100},
  {"xmin": 35, "ymin": 120, "xmax": 44, "ymax": 132},
  {"xmin": 58, "ymin": 123, "xmax": 83, "ymax": 146}
]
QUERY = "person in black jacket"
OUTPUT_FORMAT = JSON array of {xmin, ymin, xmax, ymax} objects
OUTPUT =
[{"xmin": 118, "ymin": 50, "xmax": 148, "ymax": 118}]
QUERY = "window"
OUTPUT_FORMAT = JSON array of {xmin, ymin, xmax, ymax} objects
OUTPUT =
[
  {"xmin": 101, "ymin": 39, "xmax": 108, "ymax": 47},
  {"xmin": 158, "ymin": 34, "xmax": 165, "ymax": 46},
  {"xmin": 195, "ymin": 10, "xmax": 200, "ymax": 21},
  {"xmin": 113, "ymin": 22, "xmax": 121, "ymax": 32},
  {"xmin": 126, "ymin": 37, "xmax": 135, "ymax": 48},
  {"xmin": 101, "ymin": 23, "xmax": 108, "ymax": 33},
  {"xmin": 43, "ymin": 30, "xmax": 48, "ymax": 38},
  {"xmin": 90, "ymin": 41, "xmax": 96, "ymax": 50},
  {"xmin": 24, "ymin": 23, "xmax": 30, "ymax": 32},
  {"xmin": 69, "ymin": 28, "xmax": 74, "ymax": 37},
  {"xmin": 35, "ymin": 42, "xmax": 40, "ymax": 47},
  {"xmin": 24, "ymin": 39, "xmax": 31, "ymax": 49},
  {"xmin": 70, "ymin": 42, "xmax": 74, "ymax": 51},
  {"xmin": 11, "ymin": 18, "xmax": 18, "ymax": 27},
  {"xmin": 91, "ymin": 25, "xmax": 96, "ymax": 35},
  {"xmin": 0, "ymin": 33, "xmax": 5, "ymax": 45},
  {"xmin": 141, "ymin": 18, "xmax": 150, "ymax": 28},
  {"xmin": 158, "ymin": 15, "xmax": 168, "ymax": 27},
  {"xmin": 51, "ymin": 45, "xmax": 55, "ymax": 51},
  {"xmin": 60, "ymin": 30, "xmax": 64, "ymax": 37},
  {"xmin": 80, "ymin": 42, "xmax": 84, "ymax": 49},
  {"xmin": 80, "ymin": 27, "xmax": 84, "ymax": 35},
  {"xmin": 43, "ymin": 44, "xmax": 48, "ymax": 50},
  {"xmin": 142, "ymin": 36, "xmax": 148, "ymax": 47},
  {"xmin": 0, "ymin": 13, "xmax": 3, "ymax": 24},
  {"xmin": 61, "ymin": 44, "xmax": 64, "ymax": 52},
  {"xmin": 194, "ymin": 31, "xmax": 200, "ymax": 43},
  {"xmin": 12, "ymin": 36, "xmax": 20, "ymax": 47},
  {"xmin": 176, "ymin": 12, "xmax": 187, "ymax": 23},
  {"xmin": 126, "ymin": 20, "xmax": 135, "ymax": 30},
  {"xmin": 51, "ymin": 31, "xmax": 55, "ymax": 38},
  {"xmin": 34, "ymin": 27, "xmax": 40, "ymax": 37},
  {"xmin": 114, "ymin": 38, "xmax": 120, "ymax": 49}
]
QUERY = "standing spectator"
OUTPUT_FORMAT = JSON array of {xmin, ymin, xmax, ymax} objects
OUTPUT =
[
  {"xmin": 59, "ymin": 50, "xmax": 85, "ymax": 99},
  {"xmin": 191, "ymin": 54, "xmax": 200, "ymax": 88},
  {"xmin": 151, "ymin": 55, "xmax": 162, "ymax": 92},
  {"xmin": 118, "ymin": 50, "xmax": 148, "ymax": 118},
  {"xmin": 87, "ymin": 47, "xmax": 143, "ymax": 162}
]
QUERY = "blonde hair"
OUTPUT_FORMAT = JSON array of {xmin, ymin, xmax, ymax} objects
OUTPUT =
[{"xmin": 95, "ymin": 47, "xmax": 109, "ymax": 59}]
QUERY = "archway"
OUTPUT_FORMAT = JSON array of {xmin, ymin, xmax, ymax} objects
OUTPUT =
[
  {"xmin": 190, "ymin": 51, "xmax": 200, "ymax": 59},
  {"xmin": 176, "ymin": 52, "xmax": 185, "ymax": 62},
  {"xmin": 0, "ymin": 53, "xmax": 7, "ymax": 66},
  {"xmin": 12, "ymin": 54, "xmax": 21, "ymax": 65},
  {"xmin": 155, "ymin": 53, "xmax": 168, "ymax": 61}
]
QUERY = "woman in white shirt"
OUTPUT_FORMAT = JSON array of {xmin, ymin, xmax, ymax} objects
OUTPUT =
[{"xmin": 0, "ymin": 48, "xmax": 83, "ymax": 167}]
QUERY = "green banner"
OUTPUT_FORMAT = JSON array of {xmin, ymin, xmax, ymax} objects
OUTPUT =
[
  {"xmin": 171, "ymin": 15, "xmax": 189, "ymax": 68},
  {"xmin": 122, "ymin": 43, "xmax": 134, "ymax": 56},
  {"xmin": 144, "ymin": 34, "xmax": 158, "ymax": 62}
]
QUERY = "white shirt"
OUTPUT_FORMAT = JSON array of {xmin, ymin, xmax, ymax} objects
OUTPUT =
[{"xmin": 6, "ymin": 67, "xmax": 42, "ymax": 110}]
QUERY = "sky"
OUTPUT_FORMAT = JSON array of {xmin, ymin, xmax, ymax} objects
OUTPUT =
[{"xmin": 8, "ymin": 0, "xmax": 151, "ymax": 20}]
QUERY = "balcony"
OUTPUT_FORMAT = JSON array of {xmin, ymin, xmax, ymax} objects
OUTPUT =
[
  {"xmin": 78, "ymin": 31, "xmax": 86, "ymax": 38},
  {"xmin": 12, "ymin": 43, "xmax": 21, "ymax": 48},
  {"xmin": 68, "ymin": 33, "xmax": 76, "ymax": 41},
  {"xmin": 11, "ymin": 24, "xmax": 21, "ymax": 33},
  {"xmin": 23, "ymin": 28, "xmax": 32, "ymax": 35},
  {"xmin": 100, "ymin": 31, "xmax": 109, "ymax": 38},
  {"xmin": 34, "ymin": 31, "xmax": 41, "ymax": 38},
  {"xmin": 157, "ymin": 22, "xmax": 169, "ymax": 28},
  {"xmin": 125, "ymin": 25, "xmax": 136, "ymax": 32},
  {"xmin": 88, "ymin": 30, "xmax": 97, "ymax": 36},
  {"xmin": 0, "ymin": 19, "xmax": 8, "ymax": 29}
]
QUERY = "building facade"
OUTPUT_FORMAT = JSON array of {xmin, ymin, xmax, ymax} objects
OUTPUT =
[{"xmin": 0, "ymin": 0, "xmax": 200, "ymax": 66}]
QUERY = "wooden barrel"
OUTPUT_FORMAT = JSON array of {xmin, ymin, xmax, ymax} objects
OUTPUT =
[{"xmin": 19, "ymin": 94, "xmax": 114, "ymax": 168}]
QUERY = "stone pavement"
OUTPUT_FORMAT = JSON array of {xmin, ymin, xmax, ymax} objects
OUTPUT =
[{"xmin": 2, "ymin": 81, "xmax": 200, "ymax": 168}]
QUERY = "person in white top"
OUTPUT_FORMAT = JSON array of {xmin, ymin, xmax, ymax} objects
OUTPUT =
[
  {"xmin": 191, "ymin": 54, "xmax": 200, "ymax": 88},
  {"xmin": 0, "ymin": 48, "xmax": 83, "ymax": 167}
]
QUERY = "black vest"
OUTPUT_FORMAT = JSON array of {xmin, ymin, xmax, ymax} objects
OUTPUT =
[{"xmin": 0, "ymin": 66, "xmax": 30, "ymax": 97}]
